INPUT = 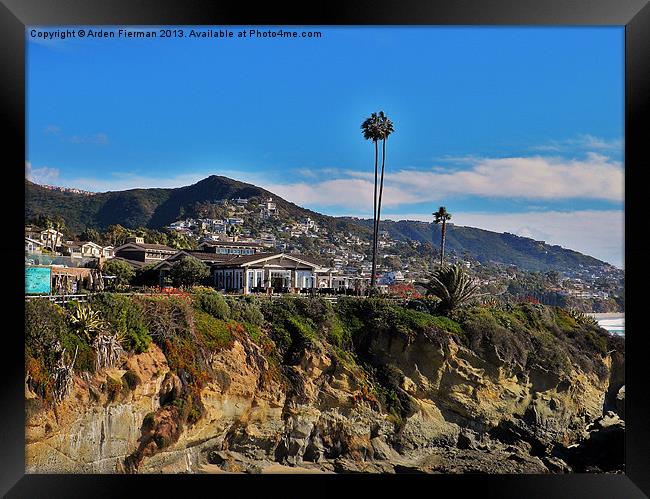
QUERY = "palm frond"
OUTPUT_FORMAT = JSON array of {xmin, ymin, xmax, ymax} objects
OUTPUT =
[{"xmin": 425, "ymin": 264, "xmax": 480, "ymax": 315}]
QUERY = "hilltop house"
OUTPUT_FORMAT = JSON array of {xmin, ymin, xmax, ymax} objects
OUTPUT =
[
  {"xmin": 114, "ymin": 236, "xmax": 176, "ymax": 262},
  {"xmin": 212, "ymin": 252, "xmax": 337, "ymax": 294},
  {"xmin": 260, "ymin": 198, "xmax": 277, "ymax": 218}
]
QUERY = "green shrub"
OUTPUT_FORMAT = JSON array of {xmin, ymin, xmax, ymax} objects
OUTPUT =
[
  {"xmin": 59, "ymin": 331, "xmax": 96, "ymax": 373},
  {"xmin": 91, "ymin": 293, "xmax": 151, "ymax": 353},
  {"xmin": 102, "ymin": 259, "xmax": 135, "ymax": 287},
  {"xmin": 327, "ymin": 316, "xmax": 350, "ymax": 349},
  {"xmin": 25, "ymin": 299, "xmax": 96, "ymax": 395},
  {"xmin": 192, "ymin": 288, "xmax": 230, "ymax": 320},
  {"xmin": 227, "ymin": 296, "xmax": 264, "ymax": 325},
  {"xmin": 457, "ymin": 306, "xmax": 532, "ymax": 370},
  {"xmin": 555, "ymin": 308, "xmax": 579, "ymax": 332},
  {"xmin": 286, "ymin": 315, "xmax": 317, "ymax": 345}
]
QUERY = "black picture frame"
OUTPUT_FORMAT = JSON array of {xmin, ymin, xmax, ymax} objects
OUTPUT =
[{"xmin": 1, "ymin": 1, "xmax": 647, "ymax": 497}]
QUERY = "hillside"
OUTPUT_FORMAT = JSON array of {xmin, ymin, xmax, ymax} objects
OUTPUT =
[
  {"xmin": 25, "ymin": 177, "xmax": 365, "ymax": 237},
  {"xmin": 26, "ymin": 176, "xmax": 613, "ymax": 273},
  {"xmin": 348, "ymin": 218, "xmax": 607, "ymax": 273}
]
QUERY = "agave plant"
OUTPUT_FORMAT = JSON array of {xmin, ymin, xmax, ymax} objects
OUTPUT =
[
  {"xmin": 569, "ymin": 308, "xmax": 599, "ymax": 327},
  {"xmin": 68, "ymin": 302, "xmax": 106, "ymax": 341},
  {"xmin": 425, "ymin": 264, "xmax": 481, "ymax": 316},
  {"xmin": 69, "ymin": 302, "xmax": 125, "ymax": 369}
]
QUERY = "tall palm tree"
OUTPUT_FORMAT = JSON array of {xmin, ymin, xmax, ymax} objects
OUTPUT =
[
  {"xmin": 433, "ymin": 206, "xmax": 452, "ymax": 266},
  {"xmin": 374, "ymin": 111, "xmax": 394, "ymax": 286},
  {"xmin": 361, "ymin": 112, "xmax": 383, "ymax": 287}
]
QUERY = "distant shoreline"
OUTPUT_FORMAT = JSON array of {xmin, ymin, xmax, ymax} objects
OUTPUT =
[{"xmin": 588, "ymin": 312, "xmax": 624, "ymax": 320}]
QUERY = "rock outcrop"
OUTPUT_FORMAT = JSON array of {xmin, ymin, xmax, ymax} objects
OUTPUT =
[{"xmin": 26, "ymin": 321, "xmax": 623, "ymax": 474}]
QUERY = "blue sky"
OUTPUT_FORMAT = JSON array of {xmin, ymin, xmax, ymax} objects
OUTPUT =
[{"xmin": 26, "ymin": 26, "xmax": 624, "ymax": 267}]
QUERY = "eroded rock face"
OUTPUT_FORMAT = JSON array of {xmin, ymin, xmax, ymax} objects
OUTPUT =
[
  {"xmin": 26, "ymin": 344, "xmax": 170, "ymax": 473},
  {"xmin": 26, "ymin": 327, "xmax": 622, "ymax": 474}
]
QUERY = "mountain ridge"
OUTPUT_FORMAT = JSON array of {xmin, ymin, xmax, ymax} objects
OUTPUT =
[{"xmin": 25, "ymin": 176, "xmax": 615, "ymax": 273}]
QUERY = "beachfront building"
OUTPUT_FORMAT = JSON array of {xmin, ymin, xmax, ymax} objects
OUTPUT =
[{"xmin": 212, "ymin": 252, "xmax": 336, "ymax": 294}]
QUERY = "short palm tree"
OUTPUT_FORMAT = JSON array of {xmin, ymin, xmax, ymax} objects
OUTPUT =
[
  {"xmin": 425, "ymin": 264, "xmax": 480, "ymax": 316},
  {"xmin": 433, "ymin": 206, "xmax": 452, "ymax": 266}
]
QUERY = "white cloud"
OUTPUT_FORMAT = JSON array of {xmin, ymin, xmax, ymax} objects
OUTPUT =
[
  {"xmin": 381, "ymin": 209, "xmax": 624, "ymax": 268},
  {"xmin": 25, "ymin": 161, "xmax": 60, "ymax": 184},
  {"xmin": 383, "ymin": 154, "xmax": 623, "ymax": 202},
  {"xmin": 264, "ymin": 178, "xmax": 416, "ymax": 211},
  {"xmin": 262, "ymin": 153, "xmax": 623, "ymax": 210}
]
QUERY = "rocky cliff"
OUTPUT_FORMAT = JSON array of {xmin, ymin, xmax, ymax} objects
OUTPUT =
[{"xmin": 25, "ymin": 297, "xmax": 625, "ymax": 474}]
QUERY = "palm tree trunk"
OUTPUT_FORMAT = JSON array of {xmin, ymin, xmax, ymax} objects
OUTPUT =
[
  {"xmin": 371, "ymin": 140, "xmax": 379, "ymax": 288},
  {"xmin": 440, "ymin": 220, "xmax": 446, "ymax": 266},
  {"xmin": 374, "ymin": 138, "xmax": 387, "ymax": 285}
]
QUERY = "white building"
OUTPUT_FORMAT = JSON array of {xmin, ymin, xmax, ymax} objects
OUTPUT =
[
  {"xmin": 212, "ymin": 252, "xmax": 335, "ymax": 294},
  {"xmin": 260, "ymin": 198, "xmax": 277, "ymax": 218}
]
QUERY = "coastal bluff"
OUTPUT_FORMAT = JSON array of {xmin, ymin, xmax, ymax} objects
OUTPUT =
[{"xmin": 25, "ymin": 296, "xmax": 624, "ymax": 474}]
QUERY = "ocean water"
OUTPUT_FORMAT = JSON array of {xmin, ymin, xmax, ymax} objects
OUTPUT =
[{"xmin": 592, "ymin": 314, "xmax": 625, "ymax": 337}]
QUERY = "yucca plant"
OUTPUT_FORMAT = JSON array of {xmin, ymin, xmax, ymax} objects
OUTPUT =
[
  {"xmin": 425, "ymin": 264, "xmax": 481, "ymax": 316},
  {"xmin": 68, "ymin": 302, "xmax": 106, "ymax": 341},
  {"xmin": 68, "ymin": 302, "xmax": 124, "ymax": 370}
]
